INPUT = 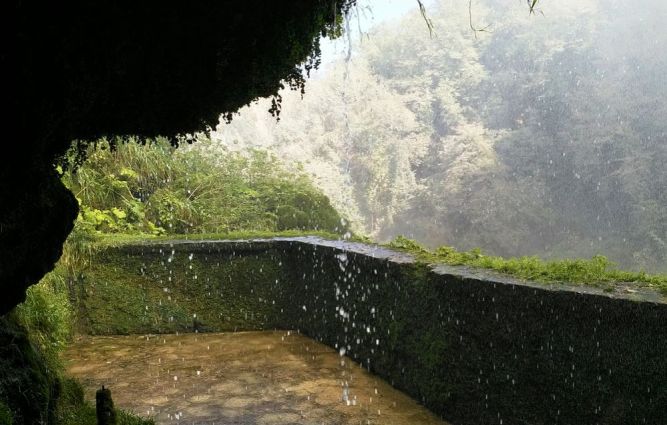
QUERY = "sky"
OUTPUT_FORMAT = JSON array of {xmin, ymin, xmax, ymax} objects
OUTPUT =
[{"xmin": 318, "ymin": 0, "xmax": 435, "ymax": 66}]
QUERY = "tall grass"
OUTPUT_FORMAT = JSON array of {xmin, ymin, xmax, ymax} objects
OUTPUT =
[{"xmin": 13, "ymin": 273, "xmax": 72, "ymax": 371}]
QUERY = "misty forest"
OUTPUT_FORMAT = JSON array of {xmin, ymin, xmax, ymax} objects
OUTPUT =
[
  {"xmin": 213, "ymin": 0, "xmax": 667, "ymax": 273},
  {"xmin": 2, "ymin": 1, "xmax": 666, "ymax": 425}
]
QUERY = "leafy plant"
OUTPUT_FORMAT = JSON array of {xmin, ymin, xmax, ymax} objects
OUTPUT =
[
  {"xmin": 0, "ymin": 402, "xmax": 11, "ymax": 425},
  {"xmin": 63, "ymin": 138, "xmax": 348, "ymax": 236}
]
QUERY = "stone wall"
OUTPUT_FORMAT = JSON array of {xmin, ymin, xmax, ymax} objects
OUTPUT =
[{"xmin": 100, "ymin": 237, "xmax": 667, "ymax": 425}]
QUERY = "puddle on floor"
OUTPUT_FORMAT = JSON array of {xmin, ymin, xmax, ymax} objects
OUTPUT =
[{"xmin": 63, "ymin": 331, "xmax": 448, "ymax": 425}]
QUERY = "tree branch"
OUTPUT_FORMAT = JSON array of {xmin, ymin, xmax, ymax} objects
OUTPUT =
[
  {"xmin": 469, "ymin": 0, "xmax": 492, "ymax": 39},
  {"xmin": 416, "ymin": 0, "xmax": 435, "ymax": 38}
]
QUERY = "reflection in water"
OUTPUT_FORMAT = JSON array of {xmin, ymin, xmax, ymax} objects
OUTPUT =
[{"xmin": 63, "ymin": 331, "xmax": 448, "ymax": 425}]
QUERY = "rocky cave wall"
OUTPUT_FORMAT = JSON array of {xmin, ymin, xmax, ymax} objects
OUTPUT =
[{"xmin": 2, "ymin": 0, "xmax": 355, "ymax": 315}]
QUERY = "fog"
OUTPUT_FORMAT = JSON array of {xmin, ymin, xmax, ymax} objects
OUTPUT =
[{"xmin": 210, "ymin": 0, "xmax": 667, "ymax": 273}]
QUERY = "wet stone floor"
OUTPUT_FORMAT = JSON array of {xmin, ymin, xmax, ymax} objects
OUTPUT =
[{"xmin": 63, "ymin": 331, "xmax": 448, "ymax": 425}]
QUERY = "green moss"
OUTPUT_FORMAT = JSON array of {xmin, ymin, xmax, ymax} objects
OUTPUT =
[
  {"xmin": 387, "ymin": 235, "xmax": 430, "ymax": 252},
  {"xmin": 95, "ymin": 230, "xmax": 346, "ymax": 247},
  {"xmin": 73, "ymin": 244, "xmax": 285, "ymax": 335},
  {"xmin": 387, "ymin": 236, "xmax": 667, "ymax": 295}
]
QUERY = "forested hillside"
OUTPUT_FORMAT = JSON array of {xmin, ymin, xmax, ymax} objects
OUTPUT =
[
  {"xmin": 210, "ymin": 0, "xmax": 667, "ymax": 272},
  {"xmin": 62, "ymin": 138, "xmax": 347, "ymax": 236}
]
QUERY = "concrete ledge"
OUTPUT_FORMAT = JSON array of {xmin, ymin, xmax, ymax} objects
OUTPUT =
[{"xmin": 102, "ymin": 238, "xmax": 667, "ymax": 425}]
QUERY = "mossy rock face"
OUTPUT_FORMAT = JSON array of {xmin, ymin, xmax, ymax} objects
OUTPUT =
[{"xmin": 0, "ymin": 167, "xmax": 78, "ymax": 315}]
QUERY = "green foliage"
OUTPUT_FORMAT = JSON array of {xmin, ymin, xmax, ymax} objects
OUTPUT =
[
  {"xmin": 63, "ymin": 138, "xmax": 348, "ymax": 236},
  {"xmin": 0, "ymin": 402, "xmax": 11, "ymax": 425},
  {"xmin": 0, "ymin": 314, "xmax": 59, "ymax": 425},
  {"xmin": 13, "ymin": 276, "xmax": 72, "ymax": 371},
  {"xmin": 116, "ymin": 410, "xmax": 155, "ymax": 425},
  {"xmin": 388, "ymin": 236, "xmax": 667, "ymax": 294},
  {"xmin": 13, "ymin": 224, "xmax": 101, "ymax": 355}
]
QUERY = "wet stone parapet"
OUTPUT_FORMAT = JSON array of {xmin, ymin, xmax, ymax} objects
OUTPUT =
[{"xmin": 107, "ymin": 238, "xmax": 667, "ymax": 425}]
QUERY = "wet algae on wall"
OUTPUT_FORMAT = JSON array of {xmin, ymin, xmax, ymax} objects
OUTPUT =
[
  {"xmin": 90, "ymin": 238, "xmax": 666, "ymax": 425},
  {"xmin": 78, "ymin": 241, "xmax": 284, "ymax": 335}
]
